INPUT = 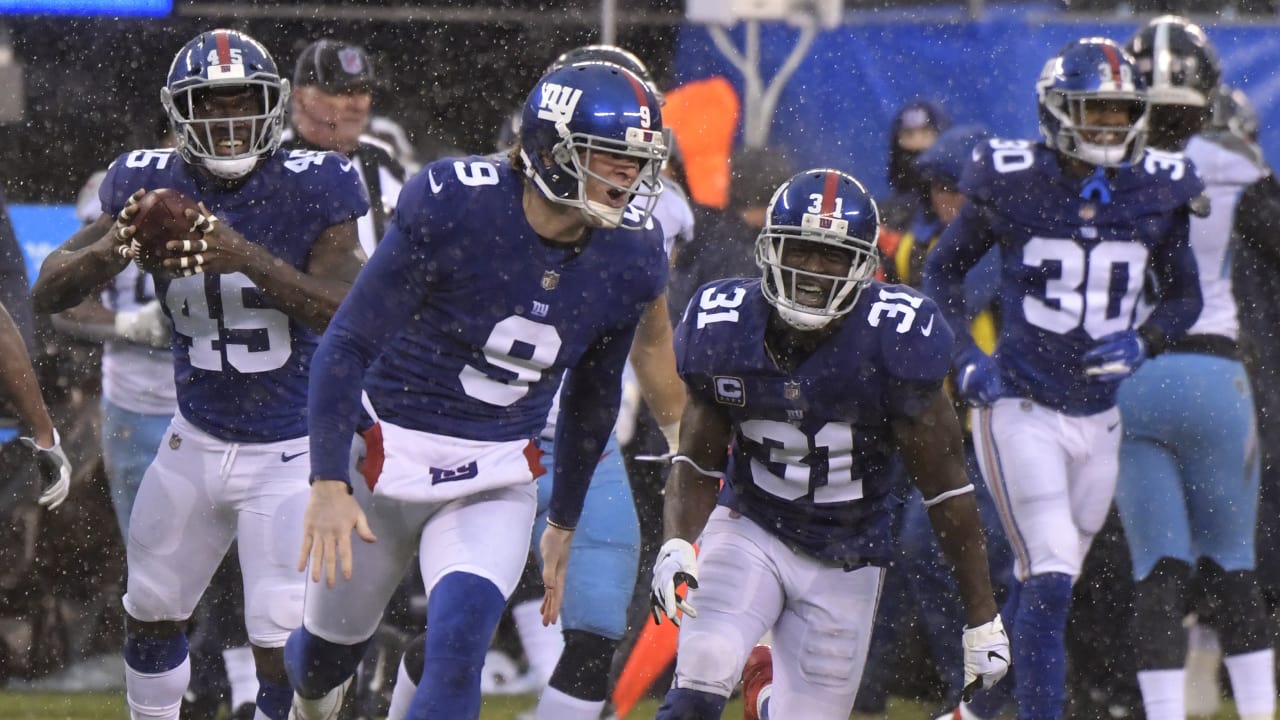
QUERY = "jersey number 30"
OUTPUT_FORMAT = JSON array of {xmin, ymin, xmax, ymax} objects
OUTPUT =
[{"xmin": 1023, "ymin": 237, "xmax": 1147, "ymax": 338}]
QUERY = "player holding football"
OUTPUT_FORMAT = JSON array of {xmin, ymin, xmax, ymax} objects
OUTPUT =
[
  {"xmin": 283, "ymin": 61, "xmax": 670, "ymax": 720},
  {"xmin": 922, "ymin": 37, "xmax": 1204, "ymax": 720},
  {"xmin": 1116, "ymin": 17, "xmax": 1275, "ymax": 720},
  {"xmin": 649, "ymin": 168, "xmax": 1008, "ymax": 720},
  {"xmin": 31, "ymin": 29, "xmax": 368, "ymax": 720}
]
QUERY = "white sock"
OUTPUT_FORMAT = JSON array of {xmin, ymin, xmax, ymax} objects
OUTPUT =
[
  {"xmin": 1184, "ymin": 623, "xmax": 1222, "ymax": 717},
  {"xmin": 1224, "ymin": 648, "xmax": 1276, "ymax": 720},
  {"xmin": 534, "ymin": 685, "xmax": 606, "ymax": 720},
  {"xmin": 1137, "ymin": 668, "xmax": 1185, "ymax": 720},
  {"xmin": 125, "ymin": 655, "xmax": 190, "ymax": 720},
  {"xmin": 223, "ymin": 646, "xmax": 259, "ymax": 710},
  {"xmin": 512, "ymin": 599, "xmax": 564, "ymax": 687},
  {"xmin": 384, "ymin": 656, "xmax": 417, "ymax": 720}
]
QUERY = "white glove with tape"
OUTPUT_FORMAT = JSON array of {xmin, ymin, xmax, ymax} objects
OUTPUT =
[
  {"xmin": 962, "ymin": 614, "xmax": 1011, "ymax": 701},
  {"xmin": 115, "ymin": 300, "xmax": 170, "ymax": 348},
  {"xmin": 650, "ymin": 537, "xmax": 698, "ymax": 626},
  {"xmin": 20, "ymin": 429, "xmax": 72, "ymax": 510}
]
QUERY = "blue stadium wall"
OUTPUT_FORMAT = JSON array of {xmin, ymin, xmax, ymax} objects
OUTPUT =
[{"xmin": 672, "ymin": 14, "xmax": 1280, "ymax": 198}]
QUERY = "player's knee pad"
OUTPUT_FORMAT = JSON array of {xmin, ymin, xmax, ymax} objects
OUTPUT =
[
  {"xmin": 283, "ymin": 626, "xmax": 369, "ymax": 699},
  {"xmin": 798, "ymin": 625, "xmax": 861, "ymax": 689},
  {"xmin": 1133, "ymin": 557, "xmax": 1191, "ymax": 668},
  {"xmin": 547, "ymin": 630, "xmax": 616, "ymax": 701},
  {"xmin": 123, "ymin": 581, "xmax": 189, "ymax": 626},
  {"xmin": 674, "ymin": 628, "xmax": 744, "ymax": 696},
  {"xmin": 244, "ymin": 575, "xmax": 304, "ymax": 647},
  {"xmin": 1210, "ymin": 564, "xmax": 1272, "ymax": 655}
]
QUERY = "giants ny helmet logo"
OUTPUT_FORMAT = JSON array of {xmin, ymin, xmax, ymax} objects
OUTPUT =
[{"xmin": 536, "ymin": 83, "xmax": 583, "ymax": 123}]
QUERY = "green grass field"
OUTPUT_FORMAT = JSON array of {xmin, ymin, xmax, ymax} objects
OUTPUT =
[
  {"xmin": 0, "ymin": 692, "xmax": 941, "ymax": 719},
  {"xmin": 0, "ymin": 692, "xmax": 1246, "ymax": 719}
]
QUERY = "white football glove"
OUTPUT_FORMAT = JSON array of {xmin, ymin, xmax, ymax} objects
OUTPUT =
[
  {"xmin": 20, "ymin": 429, "xmax": 72, "ymax": 510},
  {"xmin": 650, "ymin": 537, "xmax": 699, "ymax": 626},
  {"xmin": 962, "ymin": 615, "xmax": 1011, "ymax": 701},
  {"xmin": 115, "ymin": 300, "xmax": 170, "ymax": 349}
]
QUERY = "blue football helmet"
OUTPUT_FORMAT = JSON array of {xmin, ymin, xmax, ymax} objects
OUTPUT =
[
  {"xmin": 160, "ymin": 29, "xmax": 290, "ymax": 179},
  {"xmin": 546, "ymin": 44, "xmax": 664, "ymax": 105},
  {"xmin": 1036, "ymin": 37, "xmax": 1148, "ymax": 167},
  {"xmin": 755, "ymin": 169, "xmax": 881, "ymax": 331},
  {"xmin": 519, "ymin": 62, "xmax": 668, "ymax": 230}
]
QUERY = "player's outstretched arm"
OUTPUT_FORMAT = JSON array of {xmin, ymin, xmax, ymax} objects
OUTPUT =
[
  {"xmin": 0, "ymin": 300, "xmax": 71, "ymax": 509},
  {"xmin": 629, "ymin": 293, "xmax": 685, "ymax": 453},
  {"xmin": 893, "ymin": 387, "xmax": 997, "ymax": 627},
  {"xmin": 661, "ymin": 391, "xmax": 729, "ymax": 543},
  {"xmin": 650, "ymin": 391, "xmax": 729, "ymax": 626},
  {"xmin": 894, "ymin": 386, "xmax": 1007, "ymax": 697},
  {"xmin": 32, "ymin": 200, "xmax": 139, "ymax": 313}
]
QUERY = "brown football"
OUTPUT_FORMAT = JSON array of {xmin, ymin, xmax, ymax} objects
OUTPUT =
[{"xmin": 130, "ymin": 188, "xmax": 201, "ymax": 273}]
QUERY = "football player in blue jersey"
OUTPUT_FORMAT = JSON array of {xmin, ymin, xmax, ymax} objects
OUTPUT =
[
  {"xmin": 380, "ymin": 45, "xmax": 689, "ymax": 720},
  {"xmin": 283, "ymin": 61, "xmax": 671, "ymax": 720},
  {"xmin": 1117, "ymin": 18, "xmax": 1275, "ymax": 720},
  {"xmin": 922, "ymin": 37, "xmax": 1205, "ymax": 720},
  {"xmin": 649, "ymin": 168, "xmax": 1008, "ymax": 720},
  {"xmin": 31, "ymin": 29, "xmax": 369, "ymax": 720}
]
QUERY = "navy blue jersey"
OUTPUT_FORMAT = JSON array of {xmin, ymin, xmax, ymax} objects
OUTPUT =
[
  {"xmin": 99, "ymin": 148, "xmax": 370, "ymax": 442},
  {"xmin": 923, "ymin": 140, "xmax": 1204, "ymax": 416},
  {"xmin": 675, "ymin": 277, "xmax": 954, "ymax": 568},
  {"xmin": 308, "ymin": 155, "xmax": 668, "ymax": 486}
]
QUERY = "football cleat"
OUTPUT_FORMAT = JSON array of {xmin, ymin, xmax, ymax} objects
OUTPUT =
[{"xmin": 741, "ymin": 644, "xmax": 774, "ymax": 720}]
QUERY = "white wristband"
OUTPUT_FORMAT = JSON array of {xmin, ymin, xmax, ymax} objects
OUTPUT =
[
  {"xmin": 671, "ymin": 455, "xmax": 724, "ymax": 479},
  {"xmin": 922, "ymin": 483, "xmax": 975, "ymax": 509}
]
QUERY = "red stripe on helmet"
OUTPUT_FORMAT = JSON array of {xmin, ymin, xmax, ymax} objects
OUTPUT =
[
  {"xmin": 1100, "ymin": 43, "xmax": 1123, "ymax": 87},
  {"xmin": 619, "ymin": 68, "xmax": 652, "ymax": 119},
  {"xmin": 214, "ymin": 30, "xmax": 233, "ymax": 68},
  {"xmin": 821, "ymin": 172, "xmax": 839, "ymax": 215}
]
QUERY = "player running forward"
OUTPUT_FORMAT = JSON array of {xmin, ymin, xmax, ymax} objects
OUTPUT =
[{"xmin": 650, "ymin": 168, "xmax": 1008, "ymax": 720}]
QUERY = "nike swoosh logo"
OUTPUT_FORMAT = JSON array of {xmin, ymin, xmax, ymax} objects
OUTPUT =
[
  {"xmin": 921, "ymin": 313, "xmax": 935, "ymax": 337},
  {"xmin": 281, "ymin": 451, "xmax": 309, "ymax": 463},
  {"xmin": 428, "ymin": 169, "xmax": 444, "ymax": 194},
  {"xmin": 1107, "ymin": 421, "xmax": 1121, "ymax": 432}
]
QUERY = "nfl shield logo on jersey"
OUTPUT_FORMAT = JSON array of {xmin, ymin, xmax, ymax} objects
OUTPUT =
[
  {"xmin": 541, "ymin": 270, "xmax": 560, "ymax": 290},
  {"xmin": 784, "ymin": 381, "xmax": 801, "ymax": 400},
  {"xmin": 169, "ymin": 433, "xmax": 182, "ymax": 450}
]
